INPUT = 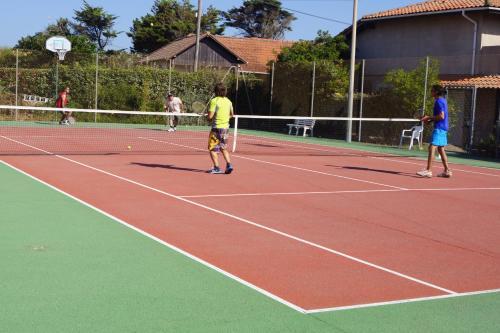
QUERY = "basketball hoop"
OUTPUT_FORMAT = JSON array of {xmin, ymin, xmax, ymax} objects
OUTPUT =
[
  {"xmin": 46, "ymin": 36, "xmax": 71, "ymax": 61},
  {"xmin": 56, "ymin": 50, "xmax": 68, "ymax": 61}
]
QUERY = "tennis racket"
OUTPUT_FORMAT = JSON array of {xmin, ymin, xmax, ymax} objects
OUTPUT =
[{"xmin": 191, "ymin": 101, "xmax": 207, "ymax": 116}]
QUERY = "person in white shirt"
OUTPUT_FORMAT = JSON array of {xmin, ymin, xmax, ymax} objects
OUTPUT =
[{"xmin": 164, "ymin": 94, "xmax": 184, "ymax": 132}]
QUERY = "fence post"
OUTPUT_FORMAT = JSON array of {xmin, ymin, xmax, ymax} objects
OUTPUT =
[
  {"xmin": 346, "ymin": 0, "xmax": 359, "ymax": 142},
  {"xmin": 269, "ymin": 62, "xmax": 275, "ymax": 116},
  {"xmin": 15, "ymin": 49, "xmax": 19, "ymax": 120},
  {"xmin": 358, "ymin": 59, "xmax": 365, "ymax": 142},
  {"xmin": 235, "ymin": 66, "xmax": 239, "ymax": 109},
  {"xmin": 94, "ymin": 52, "xmax": 99, "ymax": 122},
  {"xmin": 469, "ymin": 86, "xmax": 478, "ymax": 153},
  {"xmin": 419, "ymin": 56, "xmax": 430, "ymax": 149},
  {"xmin": 310, "ymin": 61, "xmax": 316, "ymax": 117},
  {"xmin": 168, "ymin": 58, "xmax": 172, "ymax": 94}
]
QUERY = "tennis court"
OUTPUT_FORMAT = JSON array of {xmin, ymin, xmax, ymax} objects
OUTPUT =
[{"xmin": 1, "ymin": 108, "xmax": 500, "ymax": 332}]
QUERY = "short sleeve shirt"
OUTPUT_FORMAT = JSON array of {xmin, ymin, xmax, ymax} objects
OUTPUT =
[
  {"xmin": 167, "ymin": 97, "xmax": 182, "ymax": 113},
  {"xmin": 56, "ymin": 92, "xmax": 68, "ymax": 108},
  {"xmin": 433, "ymin": 97, "xmax": 449, "ymax": 131},
  {"xmin": 209, "ymin": 97, "xmax": 232, "ymax": 129}
]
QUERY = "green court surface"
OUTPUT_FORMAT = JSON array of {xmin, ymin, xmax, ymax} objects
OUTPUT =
[{"xmin": 1, "ymin": 162, "xmax": 500, "ymax": 333}]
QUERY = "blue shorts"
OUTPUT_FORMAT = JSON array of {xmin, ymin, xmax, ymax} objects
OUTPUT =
[{"xmin": 431, "ymin": 128, "xmax": 448, "ymax": 147}]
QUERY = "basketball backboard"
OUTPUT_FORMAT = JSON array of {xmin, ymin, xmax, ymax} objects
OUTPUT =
[{"xmin": 46, "ymin": 36, "xmax": 71, "ymax": 60}]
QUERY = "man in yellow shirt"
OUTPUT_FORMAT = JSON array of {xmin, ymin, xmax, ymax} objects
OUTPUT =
[{"xmin": 207, "ymin": 83, "xmax": 234, "ymax": 174}]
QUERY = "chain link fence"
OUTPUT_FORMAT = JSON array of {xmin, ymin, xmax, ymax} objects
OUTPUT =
[{"xmin": 1, "ymin": 48, "xmax": 498, "ymax": 155}]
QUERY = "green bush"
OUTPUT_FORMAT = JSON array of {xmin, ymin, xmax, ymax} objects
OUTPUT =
[{"xmin": 0, "ymin": 51, "xmax": 236, "ymax": 112}]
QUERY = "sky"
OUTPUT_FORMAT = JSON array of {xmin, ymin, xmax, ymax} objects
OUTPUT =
[{"xmin": 0, "ymin": 0, "xmax": 415, "ymax": 50}]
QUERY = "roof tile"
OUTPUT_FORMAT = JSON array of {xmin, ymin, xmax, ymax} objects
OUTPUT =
[
  {"xmin": 363, "ymin": 0, "xmax": 500, "ymax": 20},
  {"xmin": 441, "ymin": 75, "xmax": 500, "ymax": 88},
  {"xmin": 212, "ymin": 36, "xmax": 293, "ymax": 73},
  {"xmin": 146, "ymin": 34, "xmax": 294, "ymax": 73}
]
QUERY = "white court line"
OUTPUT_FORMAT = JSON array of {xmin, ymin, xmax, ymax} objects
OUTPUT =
[
  {"xmin": 306, "ymin": 288, "xmax": 500, "ymax": 314},
  {"xmin": 238, "ymin": 134, "xmax": 500, "ymax": 178},
  {"xmin": 180, "ymin": 187, "xmax": 500, "ymax": 199},
  {"xmin": 371, "ymin": 155, "xmax": 500, "ymax": 178},
  {"xmin": 139, "ymin": 137, "xmax": 408, "ymax": 191},
  {"xmin": 0, "ymin": 135, "xmax": 457, "ymax": 297},
  {"xmin": 181, "ymin": 189, "xmax": 402, "ymax": 198},
  {"xmin": 0, "ymin": 159, "xmax": 306, "ymax": 314}
]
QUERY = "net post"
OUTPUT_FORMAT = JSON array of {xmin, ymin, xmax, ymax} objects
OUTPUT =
[{"xmin": 232, "ymin": 116, "xmax": 239, "ymax": 153}]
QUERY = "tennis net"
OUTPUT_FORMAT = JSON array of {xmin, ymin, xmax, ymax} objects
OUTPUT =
[
  {"xmin": 0, "ymin": 105, "xmax": 421, "ymax": 156},
  {"xmin": 231, "ymin": 115, "xmax": 422, "ymax": 156},
  {"xmin": 0, "ymin": 105, "xmax": 209, "ymax": 155}
]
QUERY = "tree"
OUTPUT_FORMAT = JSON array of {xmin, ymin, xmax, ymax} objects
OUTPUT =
[
  {"xmin": 277, "ymin": 31, "xmax": 349, "ymax": 63},
  {"xmin": 72, "ymin": 1, "xmax": 119, "ymax": 50},
  {"xmin": 271, "ymin": 31, "xmax": 350, "ymax": 106},
  {"xmin": 384, "ymin": 58, "xmax": 441, "ymax": 117},
  {"xmin": 223, "ymin": 0, "xmax": 295, "ymax": 39},
  {"xmin": 128, "ymin": 0, "xmax": 224, "ymax": 54},
  {"xmin": 15, "ymin": 17, "xmax": 96, "ymax": 53}
]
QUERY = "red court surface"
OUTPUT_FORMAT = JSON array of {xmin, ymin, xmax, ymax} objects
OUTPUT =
[{"xmin": 2, "ymin": 131, "xmax": 500, "ymax": 312}]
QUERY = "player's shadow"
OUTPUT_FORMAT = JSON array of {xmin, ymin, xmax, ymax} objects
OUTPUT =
[
  {"xmin": 326, "ymin": 165, "xmax": 420, "ymax": 178},
  {"xmin": 131, "ymin": 162, "xmax": 206, "ymax": 173}
]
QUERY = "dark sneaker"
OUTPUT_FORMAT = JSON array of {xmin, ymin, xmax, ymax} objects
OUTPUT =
[
  {"xmin": 208, "ymin": 167, "xmax": 223, "ymax": 174},
  {"xmin": 225, "ymin": 165, "xmax": 233, "ymax": 174}
]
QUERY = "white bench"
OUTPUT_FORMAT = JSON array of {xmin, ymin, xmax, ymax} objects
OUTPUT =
[
  {"xmin": 287, "ymin": 119, "xmax": 316, "ymax": 137},
  {"xmin": 23, "ymin": 94, "xmax": 50, "ymax": 104}
]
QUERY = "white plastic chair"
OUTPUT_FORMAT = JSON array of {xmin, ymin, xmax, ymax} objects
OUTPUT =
[{"xmin": 399, "ymin": 125, "xmax": 423, "ymax": 150}]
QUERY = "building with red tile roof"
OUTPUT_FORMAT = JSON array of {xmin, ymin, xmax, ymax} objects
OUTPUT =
[
  {"xmin": 442, "ymin": 75, "xmax": 500, "ymax": 88},
  {"xmin": 146, "ymin": 33, "xmax": 294, "ymax": 74},
  {"xmin": 363, "ymin": 0, "xmax": 500, "ymax": 20},
  {"xmin": 342, "ymin": 0, "xmax": 500, "ymax": 151}
]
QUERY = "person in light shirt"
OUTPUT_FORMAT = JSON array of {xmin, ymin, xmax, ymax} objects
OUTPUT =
[{"xmin": 164, "ymin": 94, "xmax": 184, "ymax": 132}]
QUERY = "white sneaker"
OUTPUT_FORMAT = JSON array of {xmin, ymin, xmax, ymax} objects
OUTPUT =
[
  {"xmin": 416, "ymin": 169, "xmax": 432, "ymax": 178},
  {"xmin": 437, "ymin": 170, "xmax": 452, "ymax": 178},
  {"xmin": 167, "ymin": 127, "xmax": 175, "ymax": 132}
]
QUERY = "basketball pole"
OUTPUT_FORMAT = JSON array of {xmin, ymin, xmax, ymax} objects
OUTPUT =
[
  {"xmin": 55, "ymin": 57, "xmax": 59, "ymax": 100},
  {"xmin": 346, "ymin": 0, "xmax": 359, "ymax": 142}
]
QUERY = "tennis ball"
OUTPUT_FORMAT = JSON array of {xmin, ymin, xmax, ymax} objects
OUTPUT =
[{"xmin": 127, "ymin": 145, "xmax": 132, "ymax": 150}]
